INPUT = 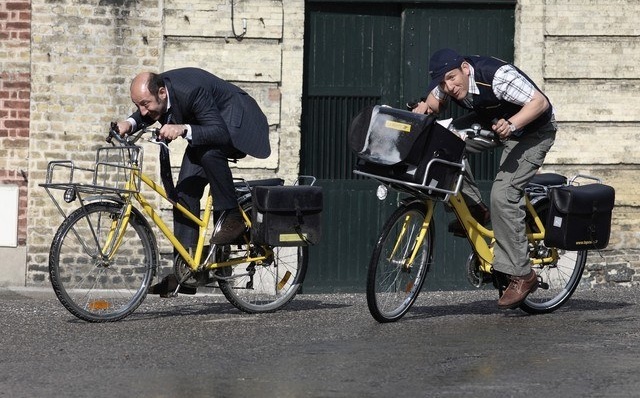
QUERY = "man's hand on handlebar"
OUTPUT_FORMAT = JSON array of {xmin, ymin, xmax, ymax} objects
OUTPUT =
[
  {"xmin": 409, "ymin": 100, "xmax": 433, "ymax": 115},
  {"xmin": 106, "ymin": 121, "xmax": 155, "ymax": 146},
  {"xmin": 158, "ymin": 124, "xmax": 186, "ymax": 141},
  {"xmin": 115, "ymin": 121, "xmax": 133, "ymax": 137},
  {"xmin": 491, "ymin": 118, "xmax": 513, "ymax": 140}
]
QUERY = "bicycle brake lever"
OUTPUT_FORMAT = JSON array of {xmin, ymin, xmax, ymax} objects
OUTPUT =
[
  {"xmin": 148, "ymin": 138, "xmax": 170, "ymax": 150},
  {"xmin": 143, "ymin": 127, "xmax": 169, "ymax": 150}
]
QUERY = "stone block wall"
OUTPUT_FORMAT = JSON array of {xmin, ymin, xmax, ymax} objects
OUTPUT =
[{"xmin": 516, "ymin": 0, "xmax": 640, "ymax": 281}]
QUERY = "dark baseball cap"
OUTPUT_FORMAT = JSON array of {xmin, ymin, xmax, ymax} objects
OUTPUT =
[{"xmin": 426, "ymin": 48, "xmax": 464, "ymax": 93}]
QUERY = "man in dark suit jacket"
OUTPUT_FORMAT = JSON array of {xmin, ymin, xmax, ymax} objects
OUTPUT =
[{"xmin": 116, "ymin": 68, "xmax": 270, "ymax": 252}]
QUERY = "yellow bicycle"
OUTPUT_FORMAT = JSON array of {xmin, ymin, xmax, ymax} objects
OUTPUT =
[
  {"xmin": 355, "ymin": 121, "xmax": 592, "ymax": 323},
  {"xmin": 41, "ymin": 124, "xmax": 314, "ymax": 322}
]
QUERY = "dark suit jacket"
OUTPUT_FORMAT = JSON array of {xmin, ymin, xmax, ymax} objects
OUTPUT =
[{"xmin": 130, "ymin": 67, "xmax": 270, "ymax": 159}]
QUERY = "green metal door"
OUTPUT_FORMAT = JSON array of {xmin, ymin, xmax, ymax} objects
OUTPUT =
[
  {"xmin": 301, "ymin": 3, "xmax": 403, "ymax": 292},
  {"xmin": 302, "ymin": 1, "xmax": 515, "ymax": 292}
]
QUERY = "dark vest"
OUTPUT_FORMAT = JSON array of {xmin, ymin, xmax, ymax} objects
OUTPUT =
[{"xmin": 453, "ymin": 56, "xmax": 553, "ymax": 134}]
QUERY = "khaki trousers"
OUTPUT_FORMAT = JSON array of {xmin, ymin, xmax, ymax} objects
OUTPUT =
[{"xmin": 457, "ymin": 120, "xmax": 557, "ymax": 276}]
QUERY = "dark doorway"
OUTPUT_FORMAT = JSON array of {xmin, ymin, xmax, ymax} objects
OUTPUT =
[{"xmin": 302, "ymin": 1, "xmax": 515, "ymax": 292}]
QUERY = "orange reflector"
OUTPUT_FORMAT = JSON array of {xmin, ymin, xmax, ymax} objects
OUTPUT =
[
  {"xmin": 88, "ymin": 300, "xmax": 111, "ymax": 311},
  {"xmin": 404, "ymin": 281, "xmax": 414, "ymax": 293},
  {"xmin": 277, "ymin": 271, "xmax": 292, "ymax": 291}
]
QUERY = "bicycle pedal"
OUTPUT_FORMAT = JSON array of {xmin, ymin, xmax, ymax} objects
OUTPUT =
[
  {"xmin": 150, "ymin": 274, "xmax": 197, "ymax": 297},
  {"xmin": 177, "ymin": 285, "xmax": 197, "ymax": 295}
]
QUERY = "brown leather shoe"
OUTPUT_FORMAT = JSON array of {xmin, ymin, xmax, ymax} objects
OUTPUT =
[
  {"xmin": 210, "ymin": 209, "xmax": 246, "ymax": 245},
  {"xmin": 497, "ymin": 270, "xmax": 538, "ymax": 309},
  {"xmin": 448, "ymin": 202, "xmax": 491, "ymax": 237}
]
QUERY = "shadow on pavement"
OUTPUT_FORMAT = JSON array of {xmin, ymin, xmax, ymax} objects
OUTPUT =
[
  {"xmin": 404, "ymin": 298, "xmax": 633, "ymax": 321},
  {"xmin": 77, "ymin": 297, "xmax": 351, "ymax": 324}
]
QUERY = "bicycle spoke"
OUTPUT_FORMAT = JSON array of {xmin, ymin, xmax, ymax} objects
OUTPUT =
[
  {"xmin": 520, "ymin": 201, "xmax": 586, "ymax": 314},
  {"xmin": 217, "ymin": 204, "xmax": 308, "ymax": 313}
]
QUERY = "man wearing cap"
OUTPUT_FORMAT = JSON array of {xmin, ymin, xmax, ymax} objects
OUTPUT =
[{"xmin": 412, "ymin": 48, "xmax": 557, "ymax": 309}]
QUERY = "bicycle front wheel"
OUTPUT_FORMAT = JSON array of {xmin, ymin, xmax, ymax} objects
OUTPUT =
[
  {"xmin": 366, "ymin": 202, "xmax": 433, "ymax": 323},
  {"xmin": 49, "ymin": 202, "xmax": 158, "ymax": 322},
  {"xmin": 217, "ymin": 204, "xmax": 308, "ymax": 313},
  {"xmin": 520, "ymin": 199, "xmax": 587, "ymax": 314}
]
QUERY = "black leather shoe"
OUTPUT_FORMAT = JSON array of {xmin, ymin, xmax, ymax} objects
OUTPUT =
[
  {"xmin": 210, "ymin": 209, "xmax": 246, "ymax": 245},
  {"xmin": 448, "ymin": 202, "xmax": 491, "ymax": 237}
]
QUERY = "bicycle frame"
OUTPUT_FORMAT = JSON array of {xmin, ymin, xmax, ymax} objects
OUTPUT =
[
  {"xmin": 396, "ymin": 191, "xmax": 554, "ymax": 275},
  {"xmin": 40, "ymin": 140, "xmax": 267, "ymax": 275},
  {"xmin": 106, "ymin": 165, "xmax": 270, "ymax": 274}
]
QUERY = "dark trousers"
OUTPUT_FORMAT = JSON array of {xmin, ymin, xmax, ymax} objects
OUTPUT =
[{"xmin": 173, "ymin": 144, "xmax": 244, "ymax": 249}]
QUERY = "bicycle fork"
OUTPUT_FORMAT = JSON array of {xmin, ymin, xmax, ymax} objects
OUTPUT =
[
  {"xmin": 100, "ymin": 202, "xmax": 134, "ymax": 261},
  {"xmin": 388, "ymin": 200, "xmax": 434, "ymax": 271}
]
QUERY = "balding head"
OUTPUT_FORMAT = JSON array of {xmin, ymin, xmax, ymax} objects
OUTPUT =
[
  {"xmin": 130, "ymin": 72, "xmax": 153, "ymax": 99},
  {"xmin": 129, "ymin": 72, "xmax": 168, "ymax": 122}
]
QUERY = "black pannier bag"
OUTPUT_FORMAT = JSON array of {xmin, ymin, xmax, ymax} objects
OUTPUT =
[
  {"xmin": 251, "ymin": 185, "xmax": 323, "ymax": 246},
  {"xmin": 349, "ymin": 105, "xmax": 465, "ymax": 196},
  {"xmin": 544, "ymin": 183, "xmax": 615, "ymax": 250}
]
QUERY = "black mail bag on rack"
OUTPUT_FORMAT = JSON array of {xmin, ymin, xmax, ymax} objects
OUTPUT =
[
  {"xmin": 348, "ymin": 105, "xmax": 465, "ymax": 197},
  {"xmin": 544, "ymin": 183, "xmax": 615, "ymax": 250},
  {"xmin": 251, "ymin": 185, "xmax": 323, "ymax": 246}
]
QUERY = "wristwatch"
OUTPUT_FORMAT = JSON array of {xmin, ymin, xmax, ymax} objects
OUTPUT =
[{"xmin": 507, "ymin": 120, "xmax": 517, "ymax": 133}]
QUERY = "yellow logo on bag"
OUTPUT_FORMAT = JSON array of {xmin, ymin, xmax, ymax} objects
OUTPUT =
[
  {"xmin": 384, "ymin": 120, "xmax": 412, "ymax": 132},
  {"xmin": 280, "ymin": 233, "xmax": 307, "ymax": 242}
]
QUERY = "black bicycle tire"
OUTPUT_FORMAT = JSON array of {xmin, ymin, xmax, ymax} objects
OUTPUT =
[
  {"xmin": 366, "ymin": 201, "xmax": 433, "ymax": 323},
  {"xmin": 49, "ymin": 201, "xmax": 157, "ymax": 322}
]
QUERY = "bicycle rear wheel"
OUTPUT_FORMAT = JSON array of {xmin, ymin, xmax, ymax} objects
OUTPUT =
[
  {"xmin": 366, "ymin": 201, "xmax": 433, "ymax": 323},
  {"xmin": 49, "ymin": 202, "xmax": 157, "ymax": 322},
  {"xmin": 217, "ymin": 203, "xmax": 308, "ymax": 313},
  {"xmin": 520, "ymin": 199, "xmax": 587, "ymax": 314}
]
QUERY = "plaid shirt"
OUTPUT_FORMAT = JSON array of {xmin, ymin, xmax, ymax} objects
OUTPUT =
[{"xmin": 432, "ymin": 63, "xmax": 534, "ymax": 108}]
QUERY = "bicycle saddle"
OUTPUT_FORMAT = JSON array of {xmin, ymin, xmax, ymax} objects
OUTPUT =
[{"xmin": 529, "ymin": 173, "xmax": 567, "ymax": 187}]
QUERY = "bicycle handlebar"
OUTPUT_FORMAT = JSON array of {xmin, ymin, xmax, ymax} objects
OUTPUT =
[
  {"xmin": 402, "ymin": 102, "xmax": 499, "ymax": 140},
  {"xmin": 455, "ymin": 123, "xmax": 498, "ymax": 141},
  {"xmin": 472, "ymin": 123, "xmax": 497, "ymax": 139},
  {"xmin": 106, "ymin": 122, "xmax": 125, "ymax": 145},
  {"xmin": 105, "ymin": 123, "xmax": 164, "ymax": 148}
]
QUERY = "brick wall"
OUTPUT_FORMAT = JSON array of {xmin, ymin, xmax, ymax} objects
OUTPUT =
[
  {"xmin": 0, "ymin": 0, "xmax": 31, "ymax": 246},
  {"xmin": 25, "ymin": 0, "xmax": 303, "ymax": 284}
]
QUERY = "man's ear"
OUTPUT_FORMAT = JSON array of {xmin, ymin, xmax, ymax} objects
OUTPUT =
[
  {"xmin": 461, "ymin": 62, "xmax": 471, "ymax": 76},
  {"xmin": 158, "ymin": 86, "xmax": 167, "ymax": 100}
]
